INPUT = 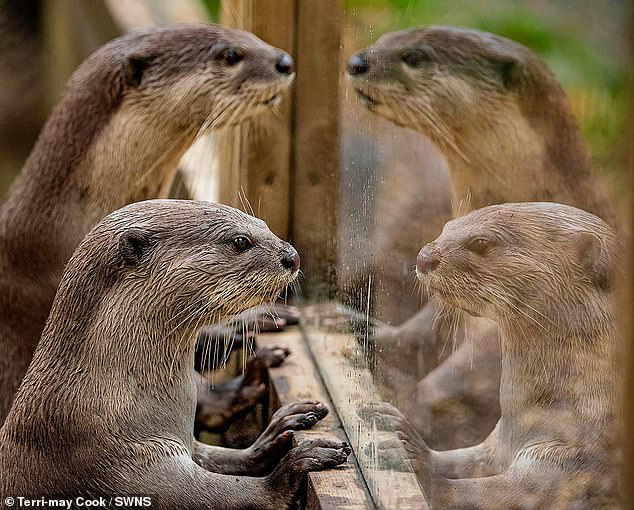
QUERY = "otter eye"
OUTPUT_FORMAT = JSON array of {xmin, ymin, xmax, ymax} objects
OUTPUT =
[
  {"xmin": 467, "ymin": 238, "xmax": 490, "ymax": 255},
  {"xmin": 223, "ymin": 50, "xmax": 244, "ymax": 66},
  {"xmin": 233, "ymin": 236, "xmax": 252, "ymax": 252},
  {"xmin": 402, "ymin": 48, "xmax": 432, "ymax": 68}
]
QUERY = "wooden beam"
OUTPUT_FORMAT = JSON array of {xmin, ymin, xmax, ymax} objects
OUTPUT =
[
  {"xmin": 623, "ymin": 0, "xmax": 634, "ymax": 500},
  {"xmin": 257, "ymin": 330, "xmax": 374, "ymax": 510},
  {"xmin": 291, "ymin": 1, "xmax": 342, "ymax": 299},
  {"xmin": 306, "ymin": 329, "xmax": 430, "ymax": 509},
  {"xmin": 218, "ymin": 0, "xmax": 295, "ymax": 240}
]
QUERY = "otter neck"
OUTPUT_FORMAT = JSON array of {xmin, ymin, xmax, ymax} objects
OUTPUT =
[
  {"xmin": 441, "ymin": 98, "xmax": 607, "ymax": 220},
  {"xmin": 10, "ymin": 285, "xmax": 207, "ymax": 449},
  {"xmin": 496, "ymin": 317, "xmax": 617, "ymax": 464},
  {"xmin": 3, "ymin": 110, "xmax": 195, "ymax": 264}
]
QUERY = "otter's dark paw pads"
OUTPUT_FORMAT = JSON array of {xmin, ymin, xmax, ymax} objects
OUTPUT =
[{"xmin": 288, "ymin": 439, "xmax": 351, "ymax": 472}]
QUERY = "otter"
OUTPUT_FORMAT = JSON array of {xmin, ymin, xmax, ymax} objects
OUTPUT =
[
  {"xmin": 0, "ymin": 199, "xmax": 350, "ymax": 509},
  {"xmin": 372, "ymin": 203, "xmax": 621, "ymax": 508},
  {"xmin": 346, "ymin": 26, "xmax": 618, "ymax": 447},
  {"xmin": 0, "ymin": 23, "xmax": 295, "ymax": 423}
]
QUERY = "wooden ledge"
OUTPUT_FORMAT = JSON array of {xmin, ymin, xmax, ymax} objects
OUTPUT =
[{"xmin": 257, "ymin": 329, "xmax": 375, "ymax": 510}]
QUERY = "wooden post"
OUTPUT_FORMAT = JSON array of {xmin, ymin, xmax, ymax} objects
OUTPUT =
[
  {"xmin": 291, "ymin": 1, "xmax": 342, "ymax": 299},
  {"xmin": 623, "ymin": 0, "xmax": 634, "ymax": 501},
  {"xmin": 218, "ymin": 0, "xmax": 296, "ymax": 240},
  {"xmin": 42, "ymin": 0, "xmax": 121, "ymax": 109},
  {"xmin": 218, "ymin": 1, "xmax": 342, "ymax": 299}
]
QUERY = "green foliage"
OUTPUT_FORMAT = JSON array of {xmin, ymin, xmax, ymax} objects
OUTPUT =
[{"xmin": 201, "ymin": 0, "xmax": 220, "ymax": 22}]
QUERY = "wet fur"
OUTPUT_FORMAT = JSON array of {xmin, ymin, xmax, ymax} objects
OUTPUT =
[
  {"xmin": 409, "ymin": 203, "xmax": 621, "ymax": 508},
  {"xmin": 0, "ymin": 23, "xmax": 293, "ymax": 422},
  {"xmin": 0, "ymin": 200, "xmax": 349, "ymax": 509}
]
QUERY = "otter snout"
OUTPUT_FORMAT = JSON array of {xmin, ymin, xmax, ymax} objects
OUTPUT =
[
  {"xmin": 281, "ymin": 246, "xmax": 300, "ymax": 272},
  {"xmin": 347, "ymin": 52, "xmax": 370, "ymax": 76},
  {"xmin": 416, "ymin": 248, "xmax": 440, "ymax": 275},
  {"xmin": 275, "ymin": 53, "xmax": 294, "ymax": 75}
]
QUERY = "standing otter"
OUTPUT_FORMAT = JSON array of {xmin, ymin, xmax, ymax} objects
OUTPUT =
[
  {"xmin": 0, "ymin": 23, "xmax": 295, "ymax": 423},
  {"xmin": 347, "ymin": 26, "xmax": 617, "ymax": 447},
  {"xmin": 374, "ymin": 203, "xmax": 621, "ymax": 508},
  {"xmin": 0, "ymin": 200, "xmax": 350, "ymax": 508}
]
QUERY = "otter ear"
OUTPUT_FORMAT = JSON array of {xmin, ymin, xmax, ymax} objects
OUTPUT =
[
  {"xmin": 119, "ymin": 228, "xmax": 155, "ymax": 266},
  {"xmin": 492, "ymin": 57, "xmax": 523, "ymax": 90},
  {"xmin": 124, "ymin": 55, "xmax": 147, "ymax": 88},
  {"xmin": 576, "ymin": 232, "xmax": 611, "ymax": 291}
]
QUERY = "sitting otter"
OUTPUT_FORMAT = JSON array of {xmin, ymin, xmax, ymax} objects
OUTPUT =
[
  {"xmin": 372, "ymin": 203, "xmax": 621, "ymax": 509},
  {"xmin": 347, "ymin": 26, "xmax": 617, "ymax": 448},
  {"xmin": 0, "ymin": 200, "xmax": 350, "ymax": 508},
  {"xmin": 0, "ymin": 23, "xmax": 296, "ymax": 428}
]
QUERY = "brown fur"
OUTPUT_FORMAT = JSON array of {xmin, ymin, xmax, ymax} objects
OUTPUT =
[
  {"xmin": 349, "ymin": 26, "xmax": 615, "ymax": 223},
  {"xmin": 0, "ymin": 23, "xmax": 294, "ymax": 422},
  {"xmin": 0, "ymin": 200, "xmax": 349, "ymax": 509},
  {"xmin": 375, "ymin": 203, "xmax": 621, "ymax": 509},
  {"xmin": 347, "ymin": 26, "xmax": 617, "ymax": 448}
]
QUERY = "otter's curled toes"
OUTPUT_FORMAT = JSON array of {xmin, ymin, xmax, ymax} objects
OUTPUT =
[
  {"xmin": 0, "ymin": 200, "xmax": 347, "ymax": 508},
  {"xmin": 411, "ymin": 203, "xmax": 621, "ymax": 509},
  {"xmin": 231, "ymin": 400, "xmax": 330, "ymax": 476},
  {"xmin": 266, "ymin": 439, "xmax": 352, "ymax": 491}
]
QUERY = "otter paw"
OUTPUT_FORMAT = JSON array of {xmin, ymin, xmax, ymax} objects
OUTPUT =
[
  {"xmin": 255, "ymin": 345, "xmax": 291, "ymax": 368},
  {"xmin": 358, "ymin": 402, "xmax": 405, "ymax": 430},
  {"xmin": 367, "ymin": 438, "xmax": 412, "ymax": 471},
  {"xmin": 245, "ymin": 401, "xmax": 329, "ymax": 472},
  {"xmin": 268, "ymin": 400, "xmax": 329, "ymax": 434},
  {"xmin": 264, "ymin": 439, "xmax": 350, "ymax": 500},
  {"xmin": 276, "ymin": 438, "xmax": 351, "ymax": 475}
]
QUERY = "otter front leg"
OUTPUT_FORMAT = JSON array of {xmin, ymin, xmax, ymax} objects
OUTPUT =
[
  {"xmin": 125, "ymin": 440, "xmax": 349, "ymax": 510},
  {"xmin": 193, "ymin": 400, "xmax": 329, "ymax": 475},
  {"xmin": 368, "ymin": 403, "xmax": 499, "ymax": 479},
  {"xmin": 424, "ymin": 466, "xmax": 564, "ymax": 510},
  {"xmin": 194, "ymin": 346, "xmax": 291, "ymax": 435}
]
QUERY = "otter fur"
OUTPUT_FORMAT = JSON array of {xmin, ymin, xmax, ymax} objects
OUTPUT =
[
  {"xmin": 0, "ymin": 199, "xmax": 349, "ymax": 509},
  {"xmin": 0, "ymin": 23, "xmax": 294, "ymax": 423}
]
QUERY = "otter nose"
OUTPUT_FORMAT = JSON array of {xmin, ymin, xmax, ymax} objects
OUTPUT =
[
  {"xmin": 281, "ymin": 248, "xmax": 300, "ymax": 272},
  {"xmin": 416, "ymin": 250, "xmax": 440, "ymax": 274},
  {"xmin": 275, "ymin": 53, "xmax": 294, "ymax": 75},
  {"xmin": 348, "ymin": 52, "xmax": 369, "ymax": 76}
]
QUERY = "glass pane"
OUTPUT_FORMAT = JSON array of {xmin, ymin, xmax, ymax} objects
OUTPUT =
[{"xmin": 302, "ymin": 1, "xmax": 629, "ymax": 508}]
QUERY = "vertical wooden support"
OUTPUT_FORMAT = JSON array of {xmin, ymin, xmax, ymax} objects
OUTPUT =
[
  {"xmin": 623, "ymin": 0, "xmax": 634, "ymax": 500},
  {"xmin": 219, "ymin": 1, "xmax": 342, "ymax": 299},
  {"xmin": 218, "ymin": 0, "xmax": 296, "ymax": 240},
  {"xmin": 42, "ymin": 0, "xmax": 120, "ymax": 109},
  {"xmin": 291, "ymin": 1, "xmax": 342, "ymax": 299}
]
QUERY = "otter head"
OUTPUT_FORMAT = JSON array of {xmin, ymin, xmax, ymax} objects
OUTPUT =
[
  {"xmin": 347, "ymin": 26, "xmax": 536, "ymax": 142},
  {"xmin": 32, "ymin": 24, "xmax": 295, "ymax": 229},
  {"xmin": 58, "ymin": 199, "xmax": 299, "ymax": 348},
  {"xmin": 114, "ymin": 200, "xmax": 299, "ymax": 326},
  {"xmin": 112, "ymin": 24, "xmax": 294, "ymax": 132},
  {"xmin": 415, "ymin": 203, "xmax": 618, "ymax": 335}
]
